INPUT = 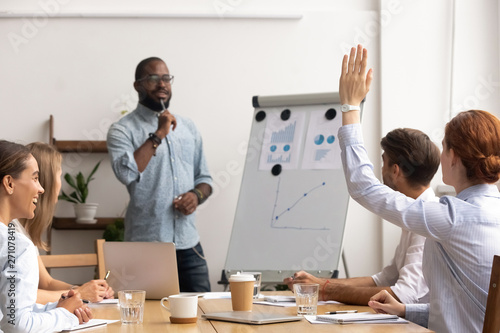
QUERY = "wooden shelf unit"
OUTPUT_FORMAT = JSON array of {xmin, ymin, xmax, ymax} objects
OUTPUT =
[
  {"xmin": 49, "ymin": 115, "xmax": 108, "ymax": 153},
  {"xmin": 52, "ymin": 217, "xmax": 117, "ymax": 230}
]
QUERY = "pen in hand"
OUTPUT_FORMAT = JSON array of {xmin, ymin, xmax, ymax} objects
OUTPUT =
[
  {"xmin": 325, "ymin": 310, "xmax": 358, "ymax": 314},
  {"xmin": 61, "ymin": 294, "xmax": 89, "ymax": 304}
]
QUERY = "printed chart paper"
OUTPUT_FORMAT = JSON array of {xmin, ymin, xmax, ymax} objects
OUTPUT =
[
  {"xmin": 259, "ymin": 111, "xmax": 305, "ymax": 170},
  {"xmin": 301, "ymin": 109, "xmax": 342, "ymax": 170}
]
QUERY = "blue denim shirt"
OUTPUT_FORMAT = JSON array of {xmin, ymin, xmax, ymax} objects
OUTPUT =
[{"xmin": 107, "ymin": 104, "xmax": 212, "ymax": 249}]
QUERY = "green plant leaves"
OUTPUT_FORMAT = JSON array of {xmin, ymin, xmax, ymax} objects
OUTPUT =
[
  {"xmin": 59, "ymin": 161, "xmax": 101, "ymax": 204},
  {"xmin": 64, "ymin": 173, "xmax": 78, "ymax": 190},
  {"xmin": 76, "ymin": 172, "xmax": 86, "ymax": 203},
  {"xmin": 103, "ymin": 218, "xmax": 125, "ymax": 241},
  {"xmin": 58, "ymin": 191, "xmax": 79, "ymax": 204},
  {"xmin": 87, "ymin": 161, "xmax": 101, "ymax": 184}
]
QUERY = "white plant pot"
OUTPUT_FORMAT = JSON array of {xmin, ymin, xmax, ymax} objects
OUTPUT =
[{"xmin": 74, "ymin": 203, "xmax": 99, "ymax": 224}]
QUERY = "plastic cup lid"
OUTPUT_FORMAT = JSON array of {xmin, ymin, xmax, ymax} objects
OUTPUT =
[{"xmin": 228, "ymin": 272, "xmax": 256, "ymax": 282}]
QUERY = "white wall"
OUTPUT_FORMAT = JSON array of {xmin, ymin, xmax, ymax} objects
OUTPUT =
[{"xmin": 380, "ymin": 0, "xmax": 500, "ymax": 265}]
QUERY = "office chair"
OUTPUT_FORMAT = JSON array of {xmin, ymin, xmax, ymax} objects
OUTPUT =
[
  {"xmin": 40, "ymin": 239, "xmax": 106, "ymax": 280},
  {"xmin": 483, "ymin": 255, "xmax": 500, "ymax": 333}
]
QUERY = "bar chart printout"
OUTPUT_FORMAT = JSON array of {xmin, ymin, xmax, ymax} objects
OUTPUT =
[{"xmin": 259, "ymin": 111, "xmax": 306, "ymax": 170}]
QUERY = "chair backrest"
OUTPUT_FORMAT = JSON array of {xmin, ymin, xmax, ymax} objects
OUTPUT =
[
  {"xmin": 483, "ymin": 255, "xmax": 500, "ymax": 333},
  {"xmin": 40, "ymin": 239, "xmax": 106, "ymax": 280}
]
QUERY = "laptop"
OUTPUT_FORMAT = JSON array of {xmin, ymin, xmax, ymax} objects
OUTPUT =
[
  {"xmin": 201, "ymin": 312, "xmax": 302, "ymax": 325},
  {"xmin": 103, "ymin": 242, "xmax": 180, "ymax": 300}
]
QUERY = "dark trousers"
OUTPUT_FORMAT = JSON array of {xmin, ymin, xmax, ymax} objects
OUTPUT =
[{"xmin": 176, "ymin": 242, "xmax": 211, "ymax": 292}]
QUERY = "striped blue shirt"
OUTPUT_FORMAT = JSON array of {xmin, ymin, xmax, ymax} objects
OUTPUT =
[
  {"xmin": 339, "ymin": 123, "xmax": 500, "ymax": 333},
  {"xmin": 107, "ymin": 104, "xmax": 212, "ymax": 249}
]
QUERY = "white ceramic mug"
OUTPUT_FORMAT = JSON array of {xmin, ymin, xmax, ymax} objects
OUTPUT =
[{"xmin": 161, "ymin": 295, "xmax": 198, "ymax": 319}]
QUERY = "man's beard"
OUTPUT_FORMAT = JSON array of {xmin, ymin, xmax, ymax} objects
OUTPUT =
[{"xmin": 139, "ymin": 92, "xmax": 171, "ymax": 112}]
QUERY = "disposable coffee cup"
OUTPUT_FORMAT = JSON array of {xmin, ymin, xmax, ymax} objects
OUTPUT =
[{"xmin": 229, "ymin": 273, "xmax": 255, "ymax": 311}]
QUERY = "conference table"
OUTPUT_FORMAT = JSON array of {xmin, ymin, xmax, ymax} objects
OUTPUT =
[{"xmin": 89, "ymin": 292, "xmax": 434, "ymax": 332}]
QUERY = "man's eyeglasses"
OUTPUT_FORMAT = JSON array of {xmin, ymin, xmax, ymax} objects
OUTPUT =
[{"xmin": 137, "ymin": 74, "xmax": 174, "ymax": 86}]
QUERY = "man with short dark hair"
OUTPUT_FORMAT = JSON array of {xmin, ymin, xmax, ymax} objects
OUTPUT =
[
  {"xmin": 285, "ymin": 128, "xmax": 440, "ymax": 305},
  {"xmin": 107, "ymin": 57, "xmax": 212, "ymax": 292}
]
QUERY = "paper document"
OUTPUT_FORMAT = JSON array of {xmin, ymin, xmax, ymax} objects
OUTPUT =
[
  {"xmin": 203, "ymin": 292, "xmax": 231, "ymax": 299},
  {"xmin": 301, "ymin": 109, "xmax": 342, "ymax": 170},
  {"xmin": 258, "ymin": 111, "xmax": 306, "ymax": 170},
  {"xmin": 255, "ymin": 300, "xmax": 341, "ymax": 308},
  {"xmin": 310, "ymin": 313, "xmax": 408, "ymax": 325},
  {"xmin": 95, "ymin": 299, "xmax": 118, "ymax": 304},
  {"xmin": 60, "ymin": 319, "xmax": 119, "ymax": 332},
  {"xmin": 263, "ymin": 295, "xmax": 295, "ymax": 302}
]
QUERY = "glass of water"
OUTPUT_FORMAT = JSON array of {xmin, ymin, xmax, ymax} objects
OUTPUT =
[
  {"xmin": 118, "ymin": 290, "xmax": 146, "ymax": 324},
  {"xmin": 293, "ymin": 283, "xmax": 319, "ymax": 316},
  {"xmin": 241, "ymin": 272, "xmax": 262, "ymax": 299}
]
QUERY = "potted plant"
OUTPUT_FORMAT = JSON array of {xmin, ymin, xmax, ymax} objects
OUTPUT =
[{"xmin": 59, "ymin": 161, "xmax": 101, "ymax": 224}]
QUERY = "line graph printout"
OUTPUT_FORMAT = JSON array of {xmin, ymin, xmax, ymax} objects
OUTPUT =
[
  {"xmin": 301, "ymin": 109, "xmax": 342, "ymax": 170},
  {"xmin": 271, "ymin": 177, "xmax": 330, "ymax": 230},
  {"xmin": 259, "ymin": 111, "xmax": 306, "ymax": 170}
]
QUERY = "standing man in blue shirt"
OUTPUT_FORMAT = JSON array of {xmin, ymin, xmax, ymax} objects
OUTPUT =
[{"xmin": 107, "ymin": 57, "xmax": 213, "ymax": 292}]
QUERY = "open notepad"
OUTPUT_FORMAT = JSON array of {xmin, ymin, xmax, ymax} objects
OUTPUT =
[
  {"xmin": 60, "ymin": 319, "xmax": 120, "ymax": 332},
  {"xmin": 315, "ymin": 313, "xmax": 407, "ymax": 324},
  {"xmin": 263, "ymin": 295, "xmax": 295, "ymax": 303}
]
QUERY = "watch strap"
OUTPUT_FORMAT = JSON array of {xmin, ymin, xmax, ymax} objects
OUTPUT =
[{"xmin": 341, "ymin": 104, "xmax": 361, "ymax": 112}]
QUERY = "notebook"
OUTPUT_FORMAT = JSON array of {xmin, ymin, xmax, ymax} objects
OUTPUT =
[
  {"xmin": 103, "ymin": 242, "xmax": 180, "ymax": 300},
  {"xmin": 315, "ymin": 313, "xmax": 400, "ymax": 324},
  {"xmin": 60, "ymin": 319, "xmax": 118, "ymax": 332},
  {"xmin": 202, "ymin": 312, "xmax": 302, "ymax": 325},
  {"xmin": 263, "ymin": 295, "xmax": 295, "ymax": 303}
]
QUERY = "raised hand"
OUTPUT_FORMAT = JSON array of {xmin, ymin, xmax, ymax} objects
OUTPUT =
[{"xmin": 339, "ymin": 44, "xmax": 373, "ymax": 107}]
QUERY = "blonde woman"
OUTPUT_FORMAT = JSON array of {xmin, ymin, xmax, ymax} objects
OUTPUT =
[{"xmin": 16, "ymin": 142, "xmax": 113, "ymax": 303}]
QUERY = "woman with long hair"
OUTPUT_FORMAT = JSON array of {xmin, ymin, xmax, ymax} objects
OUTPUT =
[{"xmin": 16, "ymin": 142, "xmax": 113, "ymax": 303}]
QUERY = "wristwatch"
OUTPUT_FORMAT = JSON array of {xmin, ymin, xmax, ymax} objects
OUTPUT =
[{"xmin": 341, "ymin": 104, "xmax": 361, "ymax": 113}]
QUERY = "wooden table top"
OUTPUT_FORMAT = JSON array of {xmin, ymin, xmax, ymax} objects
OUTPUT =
[{"xmin": 89, "ymin": 292, "xmax": 434, "ymax": 332}]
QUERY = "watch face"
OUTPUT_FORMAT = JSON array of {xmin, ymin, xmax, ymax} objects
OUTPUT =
[{"xmin": 341, "ymin": 104, "xmax": 359, "ymax": 112}]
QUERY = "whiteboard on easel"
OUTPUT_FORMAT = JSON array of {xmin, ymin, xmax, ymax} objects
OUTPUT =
[{"xmin": 224, "ymin": 92, "xmax": 362, "ymax": 283}]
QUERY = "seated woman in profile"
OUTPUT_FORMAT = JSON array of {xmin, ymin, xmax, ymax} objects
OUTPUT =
[
  {"xmin": 0, "ymin": 140, "xmax": 92, "ymax": 332},
  {"xmin": 14, "ymin": 142, "xmax": 113, "ymax": 303}
]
